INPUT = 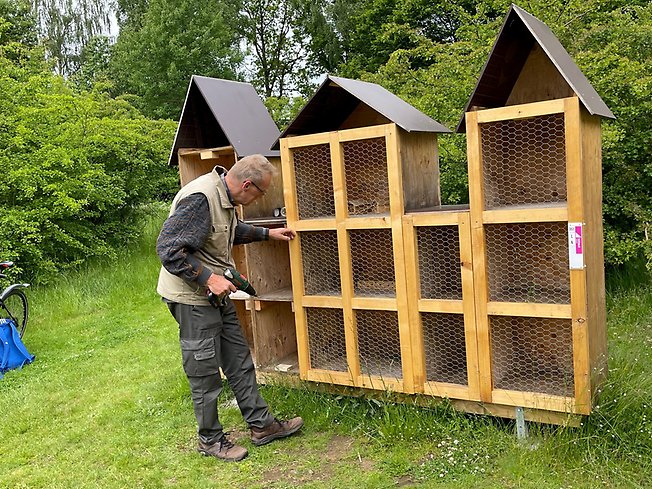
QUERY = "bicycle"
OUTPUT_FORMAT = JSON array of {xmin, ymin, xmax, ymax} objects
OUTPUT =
[{"xmin": 0, "ymin": 261, "xmax": 29, "ymax": 339}]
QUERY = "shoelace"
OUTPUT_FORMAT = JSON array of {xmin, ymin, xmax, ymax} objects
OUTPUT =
[{"xmin": 219, "ymin": 434, "xmax": 235, "ymax": 450}]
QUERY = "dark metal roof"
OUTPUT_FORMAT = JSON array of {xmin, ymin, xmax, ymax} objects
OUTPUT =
[
  {"xmin": 169, "ymin": 76, "xmax": 280, "ymax": 165},
  {"xmin": 456, "ymin": 4, "xmax": 614, "ymax": 132},
  {"xmin": 273, "ymin": 75, "xmax": 450, "ymax": 148}
]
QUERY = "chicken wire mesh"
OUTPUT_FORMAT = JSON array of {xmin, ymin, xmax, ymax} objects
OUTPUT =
[
  {"xmin": 342, "ymin": 137, "xmax": 390, "ymax": 216},
  {"xmin": 356, "ymin": 310, "xmax": 402, "ymax": 379},
  {"xmin": 485, "ymin": 222, "xmax": 570, "ymax": 303},
  {"xmin": 292, "ymin": 144, "xmax": 335, "ymax": 219},
  {"xmin": 300, "ymin": 231, "xmax": 341, "ymax": 295},
  {"xmin": 349, "ymin": 229, "xmax": 396, "ymax": 297},
  {"xmin": 422, "ymin": 313, "xmax": 468, "ymax": 385},
  {"xmin": 306, "ymin": 307, "xmax": 348, "ymax": 372},
  {"xmin": 416, "ymin": 226, "xmax": 462, "ymax": 300},
  {"xmin": 490, "ymin": 316, "xmax": 574, "ymax": 396},
  {"xmin": 480, "ymin": 113, "xmax": 566, "ymax": 209}
]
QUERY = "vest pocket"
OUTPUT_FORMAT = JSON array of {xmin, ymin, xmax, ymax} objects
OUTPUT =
[
  {"xmin": 209, "ymin": 224, "xmax": 230, "ymax": 260},
  {"xmin": 180, "ymin": 337, "xmax": 220, "ymax": 376}
]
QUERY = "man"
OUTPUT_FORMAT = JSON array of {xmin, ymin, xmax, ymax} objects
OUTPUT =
[{"xmin": 156, "ymin": 154, "xmax": 302, "ymax": 462}]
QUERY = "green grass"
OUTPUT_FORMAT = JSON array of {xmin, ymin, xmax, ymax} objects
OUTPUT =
[{"xmin": 1, "ymin": 209, "xmax": 651, "ymax": 488}]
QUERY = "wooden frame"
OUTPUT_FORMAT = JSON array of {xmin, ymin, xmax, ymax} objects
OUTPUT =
[
  {"xmin": 466, "ymin": 96, "xmax": 606, "ymax": 415},
  {"xmin": 282, "ymin": 123, "xmax": 441, "ymax": 394}
]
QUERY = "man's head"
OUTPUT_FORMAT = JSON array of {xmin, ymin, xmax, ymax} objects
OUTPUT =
[{"xmin": 225, "ymin": 154, "xmax": 277, "ymax": 205}]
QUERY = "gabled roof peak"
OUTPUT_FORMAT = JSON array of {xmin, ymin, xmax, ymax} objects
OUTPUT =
[
  {"xmin": 273, "ymin": 74, "xmax": 450, "ymax": 148},
  {"xmin": 456, "ymin": 4, "xmax": 614, "ymax": 132},
  {"xmin": 169, "ymin": 76, "xmax": 280, "ymax": 165}
]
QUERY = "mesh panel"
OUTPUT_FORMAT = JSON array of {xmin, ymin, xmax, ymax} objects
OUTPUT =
[
  {"xmin": 356, "ymin": 310, "xmax": 402, "ymax": 379},
  {"xmin": 422, "ymin": 313, "xmax": 467, "ymax": 385},
  {"xmin": 485, "ymin": 222, "xmax": 570, "ymax": 303},
  {"xmin": 417, "ymin": 226, "xmax": 462, "ymax": 300},
  {"xmin": 300, "ymin": 231, "xmax": 341, "ymax": 295},
  {"xmin": 491, "ymin": 316, "xmax": 574, "ymax": 396},
  {"xmin": 342, "ymin": 138, "xmax": 390, "ymax": 216},
  {"xmin": 293, "ymin": 144, "xmax": 335, "ymax": 219},
  {"xmin": 481, "ymin": 114, "xmax": 566, "ymax": 209},
  {"xmin": 306, "ymin": 308, "xmax": 347, "ymax": 372},
  {"xmin": 349, "ymin": 229, "xmax": 395, "ymax": 297}
]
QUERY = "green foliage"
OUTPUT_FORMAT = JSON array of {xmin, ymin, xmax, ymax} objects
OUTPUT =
[
  {"xmin": 263, "ymin": 95, "xmax": 306, "ymax": 130},
  {"xmin": 109, "ymin": 0, "xmax": 242, "ymax": 119},
  {"xmin": 0, "ymin": 47, "xmax": 177, "ymax": 283}
]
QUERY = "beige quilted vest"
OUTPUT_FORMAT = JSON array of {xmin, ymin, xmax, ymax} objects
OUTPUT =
[{"xmin": 157, "ymin": 166, "xmax": 237, "ymax": 305}]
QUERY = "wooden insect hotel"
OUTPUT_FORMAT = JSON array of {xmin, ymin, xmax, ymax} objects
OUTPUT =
[
  {"xmin": 169, "ymin": 3, "xmax": 612, "ymax": 424},
  {"xmin": 276, "ymin": 75, "xmax": 451, "ymax": 394},
  {"xmin": 169, "ymin": 76, "xmax": 297, "ymax": 373},
  {"xmin": 274, "ymin": 6, "xmax": 612, "ymax": 423}
]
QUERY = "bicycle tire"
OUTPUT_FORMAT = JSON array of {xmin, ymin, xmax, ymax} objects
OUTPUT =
[{"xmin": 1, "ymin": 288, "xmax": 28, "ymax": 338}]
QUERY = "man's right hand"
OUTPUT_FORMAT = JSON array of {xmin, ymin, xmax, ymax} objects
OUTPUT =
[{"xmin": 206, "ymin": 273, "xmax": 237, "ymax": 297}]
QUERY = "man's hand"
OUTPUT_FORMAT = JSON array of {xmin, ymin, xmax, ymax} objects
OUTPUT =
[
  {"xmin": 268, "ymin": 227, "xmax": 296, "ymax": 241},
  {"xmin": 206, "ymin": 273, "xmax": 237, "ymax": 297}
]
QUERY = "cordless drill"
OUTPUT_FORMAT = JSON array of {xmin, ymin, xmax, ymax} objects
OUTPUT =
[{"xmin": 207, "ymin": 268, "xmax": 257, "ymax": 307}]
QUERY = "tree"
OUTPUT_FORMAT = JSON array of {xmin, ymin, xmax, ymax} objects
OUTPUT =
[
  {"xmin": 239, "ymin": 0, "xmax": 312, "ymax": 97},
  {"xmin": 109, "ymin": 0, "xmax": 242, "ymax": 120},
  {"xmin": 30, "ymin": 0, "xmax": 112, "ymax": 76}
]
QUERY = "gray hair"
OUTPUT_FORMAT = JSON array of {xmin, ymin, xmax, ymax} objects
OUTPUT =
[{"xmin": 230, "ymin": 154, "xmax": 277, "ymax": 184}]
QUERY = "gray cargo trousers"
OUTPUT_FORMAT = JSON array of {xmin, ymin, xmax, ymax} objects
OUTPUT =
[{"xmin": 167, "ymin": 298, "xmax": 274, "ymax": 444}]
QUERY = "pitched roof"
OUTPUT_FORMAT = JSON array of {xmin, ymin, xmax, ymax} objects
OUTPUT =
[
  {"xmin": 273, "ymin": 75, "xmax": 450, "ymax": 148},
  {"xmin": 456, "ymin": 4, "xmax": 614, "ymax": 132},
  {"xmin": 169, "ymin": 76, "xmax": 280, "ymax": 165}
]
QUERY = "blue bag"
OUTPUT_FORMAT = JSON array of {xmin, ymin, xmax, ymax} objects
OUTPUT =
[{"xmin": 0, "ymin": 318, "xmax": 35, "ymax": 379}]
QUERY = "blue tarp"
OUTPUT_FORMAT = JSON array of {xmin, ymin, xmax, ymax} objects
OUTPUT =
[{"xmin": 0, "ymin": 318, "xmax": 34, "ymax": 379}]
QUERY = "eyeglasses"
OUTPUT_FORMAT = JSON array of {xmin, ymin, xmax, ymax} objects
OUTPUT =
[{"xmin": 248, "ymin": 180, "xmax": 266, "ymax": 196}]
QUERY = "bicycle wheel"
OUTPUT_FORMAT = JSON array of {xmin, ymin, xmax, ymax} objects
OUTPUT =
[{"xmin": 1, "ymin": 289, "xmax": 28, "ymax": 338}]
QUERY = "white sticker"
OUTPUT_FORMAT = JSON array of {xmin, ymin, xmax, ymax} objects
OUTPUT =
[{"xmin": 568, "ymin": 223, "xmax": 584, "ymax": 270}]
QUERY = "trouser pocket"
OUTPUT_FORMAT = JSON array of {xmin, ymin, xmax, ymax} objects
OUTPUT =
[{"xmin": 180, "ymin": 337, "xmax": 220, "ymax": 377}]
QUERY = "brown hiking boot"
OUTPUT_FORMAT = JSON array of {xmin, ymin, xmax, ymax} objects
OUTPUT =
[
  {"xmin": 197, "ymin": 435, "xmax": 248, "ymax": 462},
  {"xmin": 251, "ymin": 417, "xmax": 304, "ymax": 446}
]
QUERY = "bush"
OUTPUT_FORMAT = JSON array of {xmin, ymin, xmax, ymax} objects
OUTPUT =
[{"xmin": 0, "ymin": 60, "xmax": 177, "ymax": 283}]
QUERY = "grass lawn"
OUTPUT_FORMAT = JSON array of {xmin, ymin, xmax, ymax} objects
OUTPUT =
[{"xmin": 1, "ymin": 210, "xmax": 651, "ymax": 488}]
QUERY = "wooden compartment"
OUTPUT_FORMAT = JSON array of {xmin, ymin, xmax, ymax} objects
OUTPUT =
[
  {"xmin": 355, "ymin": 309, "xmax": 403, "ymax": 380},
  {"xmin": 300, "ymin": 231, "xmax": 341, "ymax": 296},
  {"xmin": 349, "ymin": 228, "xmax": 396, "ymax": 298},
  {"xmin": 252, "ymin": 302, "xmax": 297, "ymax": 373},
  {"xmin": 306, "ymin": 307, "xmax": 348, "ymax": 372},
  {"xmin": 484, "ymin": 222, "xmax": 570, "ymax": 304},
  {"xmin": 490, "ymin": 316, "xmax": 574, "ymax": 397},
  {"xmin": 421, "ymin": 312, "xmax": 468, "ymax": 386}
]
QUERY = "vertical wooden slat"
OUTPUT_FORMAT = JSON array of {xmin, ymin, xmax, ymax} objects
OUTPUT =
[
  {"xmin": 581, "ymin": 109, "xmax": 608, "ymax": 394},
  {"xmin": 459, "ymin": 213, "xmax": 481, "ymax": 400},
  {"xmin": 402, "ymin": 215, "xmax": 425, "ymax": 392},
  {"xmin": 466, "ymin": 110, "xmax": 493, "ymax": 403},
  {"xmin": 565, "ymin": 97, "xmax": 591, "ymax": 414},
  {"xmin": 331, "ymin": 132, "xmax": 360, "ymax": 384},
  {"xmin": 386, "ymin": 124, "xmax": 414, "ymax": 393},
  {"xmin": 280, "ymin": 138, "xmax": 310, "ymax": 377}
]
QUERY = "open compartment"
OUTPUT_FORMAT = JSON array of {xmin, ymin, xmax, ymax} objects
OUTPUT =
[
  {"xmin": 484, "ymin": 222, "xmax": 570, "ymax": 304},
  {"xmin": 252, "ymin": 302, "xmax": 297, "ymax": 373},
  {"xmin": 490, "ymin": 315, "xmax": 574, "ymax": 397}
]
